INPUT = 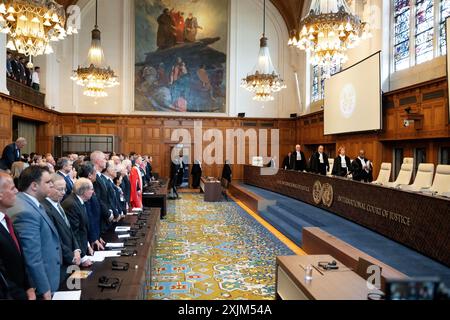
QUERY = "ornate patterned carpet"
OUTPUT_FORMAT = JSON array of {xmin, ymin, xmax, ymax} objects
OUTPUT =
[{"xmin": 147, "ymin": 193, "xmax": 293, "ymax": 300}]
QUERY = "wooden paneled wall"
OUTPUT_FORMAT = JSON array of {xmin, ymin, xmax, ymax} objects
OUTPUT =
[
  {"xmin": 1, "ymin": 76, "xmax": 449, "ymax": 182},
  {"xmin": 296, "ymin": 77, "xmax": 450, "ymax": 177}
]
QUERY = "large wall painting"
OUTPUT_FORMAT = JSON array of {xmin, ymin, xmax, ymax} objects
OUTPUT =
[{"xmin": 135, "ymin": 0, "xmax": 228, "ymax": 113}]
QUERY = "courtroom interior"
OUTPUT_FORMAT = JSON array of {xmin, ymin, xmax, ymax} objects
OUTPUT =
[{"xmin": 0, "ymin": 0, "xmax": 449, "ymax": 302}]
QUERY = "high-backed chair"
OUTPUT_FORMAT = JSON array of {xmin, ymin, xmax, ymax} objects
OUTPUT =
[
  {"xmin": 403, "ymin": 157, "xmax": 414, "ymax": 165},
  {"xmin": 372, "ymin": 163, "xmax": 392, "ymax": 185},
  {"xmin": 421, "ymin": 165, "xmax": 450, "ymax": 196},
  {"xmin": 399, "ymin": 163, "xmax": 434, "ymax": 192},
  {"xmin": 385, "ymin": 163, "xmax": 413, "ymax": 188},
  {"xmin": 327, "ymin": 158, "xmax": 334, "ymax": 176}
]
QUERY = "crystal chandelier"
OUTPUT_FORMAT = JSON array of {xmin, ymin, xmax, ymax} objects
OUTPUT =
[
  {"xmin": 241, "ymin": 0, "xmax": 286, "ymax": 102},
  {"xmin": 288, "ymin": 0, "xmax": 371, "ymax": 75},
  {"xmin": 71, "ymin": 0, "xmax": 118, "ymax": 99},
  {"xmin": 0, "ymin": 0, "xmax": 77, "ymax": 60}
]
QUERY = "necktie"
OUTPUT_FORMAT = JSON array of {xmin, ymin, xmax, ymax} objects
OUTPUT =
[
  {"xmin": 57, "ymin": 204, "xmax": 71, "ymax": 228},
  {"xmin": 3, "ymin": 214, "xmax": 20, "ymax": 254}
]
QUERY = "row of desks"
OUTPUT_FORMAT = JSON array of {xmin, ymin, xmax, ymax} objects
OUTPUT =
[{"xmin": 62, "ymin": 208, "xmax": 160, "ymax": 300}]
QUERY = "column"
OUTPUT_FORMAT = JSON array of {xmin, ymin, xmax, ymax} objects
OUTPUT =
[{"xmin": 0, "ymin": 34, "xmax": 9, "ymax": 95}]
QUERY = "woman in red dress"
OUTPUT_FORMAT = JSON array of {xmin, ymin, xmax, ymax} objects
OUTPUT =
[{"xmin": 130, "ymin": 156, "xmax": 143, "ymax": 209}]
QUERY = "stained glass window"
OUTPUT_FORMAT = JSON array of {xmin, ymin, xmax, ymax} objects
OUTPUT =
[
  {"xmin": 439, "ymin": 0, "xmax": 450, "ymax": 55},
  {"xmin": 311, "ymin": 64, "xmax": 340, "ymax": 102},
  {"xmin": 394, "ymin": 0, "xmax": 411, "ymax": 71},
  {"xmin": 415, "ymin": 0, "xmax": 434, "ymax": 64}
]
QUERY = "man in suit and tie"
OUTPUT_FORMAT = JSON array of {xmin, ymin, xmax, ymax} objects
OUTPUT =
[
  {"xmin": 8, "ymin": 166, "xmax": 62, "ymax": 300},
  {"xmin": 290, "ymin": 145, "xmax": 307, "ymax": 172},
  {"xmin": 0, "ymin": 172, "xmax": 35, "ymax": 300},
  {"xmin": 120, "ymin": 160, "xmax": 132, "ymax": 209},
  {"xmin": 78, "ymin": 162, "xmax": 104, "ymax": 251},
  {"xmin": 56, "ymin": 157, "xmax": 74, "ymax": 201},
  {"xmin": 103, "ymin": 160, "xmax": 124, "ymax": 220},
  {"xmin": 0, "ymin": 138, "xmax": 27, "ymax": 171},
  {"xmin": 90, "ymin": 151, "xmax": 116, "ymax": 234},
  {"xmin": 62, "ymin": 178, "xmax": 95, "ymax": 264},
  {"xmin": 310, "ymin": 145, "xmax": 330, "ymax": 176},
  {"xmin": 41, "ymin": 174, "xmax": 82, "ymax": 285}
]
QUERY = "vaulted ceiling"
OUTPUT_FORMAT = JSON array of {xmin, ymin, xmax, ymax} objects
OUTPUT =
[{"xmin": 59, "ymin": 0, "xmax": 304, "ymax": 33}]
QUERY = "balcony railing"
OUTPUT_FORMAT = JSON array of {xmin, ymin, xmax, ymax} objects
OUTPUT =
[{"xmin": 6, "ymin": 78, "xmax": 45, "ymax": 108}]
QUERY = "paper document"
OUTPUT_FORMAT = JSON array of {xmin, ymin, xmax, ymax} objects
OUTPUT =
[
  {"xmin": 52, "ymin": 291, "xmax": 82, "ymax": 300},
  {"xmin": 115, "ymin": 226, "xmax": 131, "ymax": 232},
  {"xmin": 105, "ymin": 243, "xmax": 124, "ymax": 249},
  {"xmin": 118, "ymin": 234, "xmax": 131, "ymax": 239}
]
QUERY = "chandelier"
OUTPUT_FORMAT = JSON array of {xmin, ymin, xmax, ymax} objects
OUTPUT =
[
  {"xmin": 288, "ymin": 0, "xmax": 371, "ymax": 74},
  {"xmin": 71, "ymin": 0, "xmax": 118, "ymax": 99},
  {"xmin": 241, "ymin": 0, "xmax": 286, "ymax": 101},
  {"xmin": 0, "ymin": 0, "xmax": 77, "ymax": 59}
]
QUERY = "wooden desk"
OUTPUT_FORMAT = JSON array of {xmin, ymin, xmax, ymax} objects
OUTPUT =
[
  {"xmin": 61, "ymin": 208, "xmax": 160, "ymax": 300},
  {"xmin": 244, "ymin": 165, "xmax": 450, "ymax": 267},
  {"xmin": 200, "ymin": 177, "xmax": 222, "ymax": 202},
  {"xmin": 276, "ymin": 255, "xmax": 383, "ymax": 300},
  {"xmin": 143, "ymin": 180, "xmax": 168, "ymax": 218}
]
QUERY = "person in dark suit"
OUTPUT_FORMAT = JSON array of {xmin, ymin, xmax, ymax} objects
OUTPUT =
[
  {"xmin": 90, "ymin": 151, "xmax": 116, "ymax": 233},
  {"xmin": 352, "ymin": 149, "xmax": 374, "ymax": 183},
  {"xmin": 0, "ymin": 138, "xmax": 27, "ymax": 171},
  {"xmin": 78, "ymin": 162, "xmax": 104, "ymax": 251},
  {"xmin": 103, "ymin": 160, "xmax": 124, "ymax": 221},
  {"xmin": 8, "ymin": 166, "xmax": 61, "ymax": 299},
  {"xmin": 0, "ymin": 173, "xmax": 35, "ymax": 300},
  {"xmin": 176, "ymin": 155, "xmax": 185, "ymax": 186},
  {"xmin": 221, "ymin": 160, "xmax": 232, "ymax": 184},
  {"xmin": 169, "ymin": 158, "xmax": 180, "ymax": 199},
  {"xmin": 144, "ymin": 155, "xmax": 153, "ymax": 183},
  {"xmin": 191, "ymin": 160, "xmax": 202, "ymax": 189},
  {"xmin": 11, "ymin": 55, "xmax": 21, "ymax": 82},
  {"xmin": 41, "ymin": 174, "xmax": 83, "ymax": 285},
  {"xmin": 120, "ymin": 161, "xmax": 131, "ymax": 209},
  {"xmin": 332, "ymin": 146, "xmax": 352, "ymax": 177},
  {"xmin": 291, "ymin": 145, "xmax": 307, "ymax": 172},
  {"xmin": 310, "ymin": 145, "xmax": 330, "ymax": 176},
  {"xmin": 281, "ymin": 152, "xmax": 293, "ymax": 170},
  {"xmin": 56, "ymin": 157, "xmax": 74, "ymax": 201},
  {"xmin": 62, "ymin": 178, "xmax": 94, "ymax": 262}
]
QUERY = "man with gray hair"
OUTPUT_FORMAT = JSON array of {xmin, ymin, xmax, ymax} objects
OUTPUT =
[
  {"xmin": 0, "ymin": 138, "xmax": 27, "ymax": 171},
  {"xmin": 56, "ymin": 157, "xmax": 74, "ymax": 200},
  {"xmin": 41, "ymin": 174, "xmax": 82, "ymax": 285},
  {"xmin": 62, "ymin": 178, "xmax": 94, "ymax": 266},
  {"xmin": 91, "ymin": 151, "xmax": 116, "ymax": 232}
]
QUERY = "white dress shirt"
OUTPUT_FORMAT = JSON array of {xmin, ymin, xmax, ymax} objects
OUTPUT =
[
  {"xmin": 296, "ymin": 152, "xmax": 302, "ymax": 161},
  {"xmin": 359, "ymin": 157, "xmax": 370, "ymax": 173},
  {"xmin": 23, "ymin": 192, "xmax": 42, "ymax": 209},
  {"xmin": 32, "ymin": 71, "xmax": 40, "ymax": 84},
  {"xmin": 340, "ymin": 155, "xmax": 347, "ymax": 168},
  {"xmin": 0, "ymin": 211, "xmax": 9, "ymax": 233},
  {"xmin": 319, "ymin": 153, "xmax": 324, "ymax": 164}
]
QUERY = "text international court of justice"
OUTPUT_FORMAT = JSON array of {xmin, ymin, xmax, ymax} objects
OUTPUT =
[{"xmin": 0, "ymin": 0, "xmax": 449, "ymax": 310}]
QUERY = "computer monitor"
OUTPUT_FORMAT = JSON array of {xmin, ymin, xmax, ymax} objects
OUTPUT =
[{"xmin": 385, "ymin": 278, "xmax": 440, "ymax": 300}]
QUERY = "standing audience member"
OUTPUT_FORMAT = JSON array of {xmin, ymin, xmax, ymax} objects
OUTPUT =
[
  {"xmin": 19, "ymin": 57, "xmax": 28, "ymax": 85},
  {"xmin": 90, "ymin": 151, "xmax": 116, "ymax": 232},
  {"xmin": 9, "ymin": 167, "xmax": 62, "ymax": 299},
  {"xmin": 120, "ymin": 161, "xmax": 132, "ymax": 210},
  {"xmin": 62, "ymin": 178, "xmax": 94, "ymax": 266},
  {"xmin": 130, "ymin": 156, "xmax": 144, "ymax": 209},
  {"xmin": 114, "ymin": 175, "xmax": 127, "ymax": 216},
  {"xmin": 78, "ymin": 162, "xmax": 104, "ymax": 251},
  {"xmin": 103, "ymin": 160, "xmax": 123, "ymax": 221},
  {"xmin": 56, "ymin": 157, "xmax": 74, "ymax": 200},
  {"xmin": 6, "ymin": 52, "xmax": 13, "ymax": 79},
  {"xmin": 10, "ymin": 161, "xmax": 28, "ymax": 189},
  {"xmin": 11, "ymin": 55, "xmax": 21, "ymax": 82},
  {"xmin": 31, "ymin": 67, "xmax": 40, "ymax": 91},
  {"xmin": 0, "ymin": 172, "xmax": 35, "ymax": 300},
  {"xmin": 144, "ymin": 155, "xmax": 153, "ymax": 183},
  {"xmin": 0, "ymin": 137, "xmax": 27, "ymax": 171},
  {"xmin": 41, "ymin": 174, "xmax": 82, "ymax": 285}
]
